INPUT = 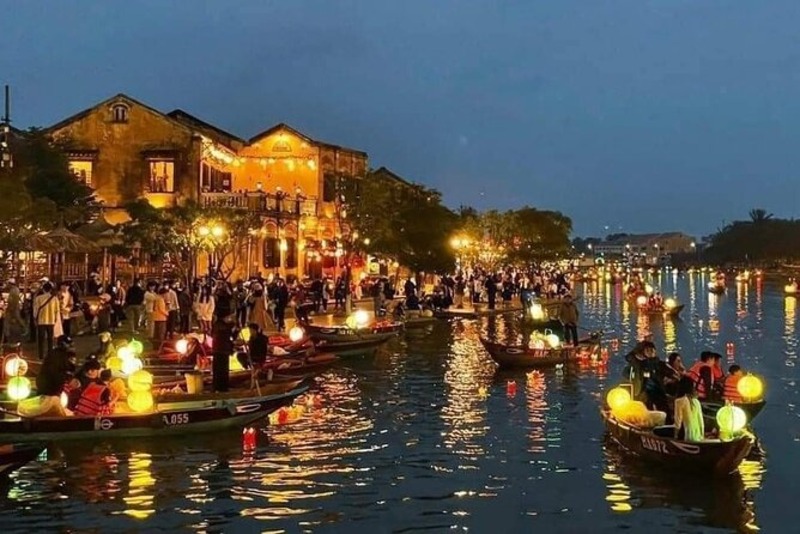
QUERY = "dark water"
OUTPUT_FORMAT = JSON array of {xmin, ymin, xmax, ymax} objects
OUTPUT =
[{"xmin": 1, "ymin": 271, "xmax": 796, "ymax": 533}]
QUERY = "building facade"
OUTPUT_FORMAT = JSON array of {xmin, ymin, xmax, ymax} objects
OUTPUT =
[
  {"xmin": 45, "ymin": 93, "xmax": 368, "ymax": 280},
  {"xmin": 593, "ymin": 232, "xmax": 696, "ymax": 264}
]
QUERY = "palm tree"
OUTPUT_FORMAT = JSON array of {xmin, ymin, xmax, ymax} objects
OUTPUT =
[{"xmin": 749, "ymin": 208, "xmax": 774, "ymax": 223}]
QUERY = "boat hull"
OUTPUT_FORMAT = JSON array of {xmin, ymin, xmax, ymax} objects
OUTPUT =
[
  {"xmin": 0, "ymin": 385, "xmax": 308, "ymax": 443},
  {"xmin": 602, "ymin": 410, "xmax": 753, "ymax": 475},
  {"xmin": 480, "ymin": 337, "xmax": 600, "ymax": 369},
  {"xmin": 305, "ymin": 324, "xmax": 400, "ymax": 353},
  {"xmin": 641, "ymin": 304, "xmax": 685, "ymax": 318},
  {"xmin": 701, "ymin": 399, "xmax": 766, "ymax": 427},
  {"xmin": 0, "ymin": 443, "xmax": 45, "ymax": 476}
]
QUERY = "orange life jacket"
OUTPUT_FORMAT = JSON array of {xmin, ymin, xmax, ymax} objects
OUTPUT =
[
  {"xmin": 723, "ymin": 375, "xmax": 743, "ymax": 403},
  {"xmin": 686, "ymin": 361, "xmax": 712, "ymax": 399},
  {"xmin": 74, "ymin": 382, "xmax": 110, "ymax": 416},
  {"xmin": 711, "ymin": 365, "xmax": 724, "ymax": 381}
]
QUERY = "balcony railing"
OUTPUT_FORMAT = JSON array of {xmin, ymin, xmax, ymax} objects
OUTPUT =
[{"xmin": 200, "ymin": 191, "xmax": 318, "ymax": 217}]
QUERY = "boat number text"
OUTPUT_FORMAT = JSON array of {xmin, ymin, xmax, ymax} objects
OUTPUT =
[
  {"xmin": 640, "ymin": 436, "xmax": 670, "ymax": 454},
  {"xmin": 163, "ymin": 413, "xmax": 190, "ymax": 426}
]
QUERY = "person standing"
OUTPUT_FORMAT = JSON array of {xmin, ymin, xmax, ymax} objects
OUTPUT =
[
  {"xmin": 558, "ymin": 294, "xmax": 580, "ymax": 346},
  {"xmin": 125, "ymin": 278, "xmax": 145, "ymax": 332},
  {"xmin": 485, "ymin": 274, "xmax": 498, "ymax": 310},
  {"xmin": 247, "ymin": 283, "xmax": 272, "ymax": 333},
  {"xmin": 273, "ymin": 278, "xmax": 290, "ymax": 332},
  {"xmin": 4, "ymin": 278, "xmax": 25, "ymax": 343},
  {"xmin": 58, "ymin": 282, "xmax": 74, "ymax": 340},
  {"xmin": 34, "ymin": 282, "xmax": 60, "ymax": 360},
  {"xmin": 165, "ymin": 282, "xmax": 179, "ymax": 338},
  {"xmin": 177, "ymin": 284, "xmax": 193, "ymax": 334},
  {"xmin": 152, "ymin": 288, "xmax": 169, "ymax": 342},
  {"xmin": 194, "ymin": 284, "xmax": 215, "ymax": 334},
  {"xmin": 143, "ymin": 282, "xmax": 157, "ymax": 338}
]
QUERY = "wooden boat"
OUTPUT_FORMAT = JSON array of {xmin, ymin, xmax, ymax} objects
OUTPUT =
[
  {"xmin": 0, "ymin": 443, "xmax": 44, "ymax": 476},
  {"xmin": 601, "ymin": 409, "xmax": 753, "ymax": 475},
  {"xmin": 708, "ymin": 283, "xmax": 726, "ymax": 294},
  {"xmin": 640, "ymin": 304, "xmax": 685, "ymax": 318},
  {"xmin": 0, "ymin": 383, "xmax": 308, "ymax": 443},
  {"xmin": 402, "ymin": 314, "xmax": 438, "ymax": 328},
  {"xmin": 304, "ymin": 322, "xmax": 401, "ymax": 352},
  {"xmin": 480, "ymin": 336, "xmax": 601, "ymax": 369},
  {"xmin": 701, "ymin": 399, "xmax": 766, "ymax": 428}
]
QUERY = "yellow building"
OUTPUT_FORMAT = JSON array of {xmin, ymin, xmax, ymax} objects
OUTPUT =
[{"xmin": 45, "ymin": 94, "xmax": 368, "ymax": 281}]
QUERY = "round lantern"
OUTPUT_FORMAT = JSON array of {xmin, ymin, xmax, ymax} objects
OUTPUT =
[
  {"xmin": 354, "ymin": 310, "xmax": 370, "ymax": 328},
  {"xmin": 60, "ymin": 391, "xmax": 69, "ymax": 408},
  {"xmin": 546, "ymin": 333, "xmax": 560, "ymax": 349},
  {"xmin": 645, "ymin": 284, "xmax": 654, "ymax": 295},
  {"xmin": 289, "ymin": 326, "xmax": 305, "ymax": 343},
  {"xmin": 716, "ymin": 405, "xmax": 747, "ymax": 435},
  {"xmin": 106, "ymin": 356, "xmax": 123, "ymax": 372},
  {"xmin": 175, "ymin": 339, "xmax": 189, "ymax": 355},
  {"xmin": 606, "ymin": 387, "xmax": 631, "ymax": 412},
  {"xmin": 127, "ymin": 390, "xmax": 154, "ymax": 413},
  {"xmin": 529, "ymin": 303, "xmax": 545, "ymax": 320},
  {"xmin": 238, "ymin": 327, "xmax": 251, "ymax": 343},
  {"xmin": 737, "ymin": 375, "xmax": 764, "ymax": 401},
  {"xmin": 664, "ymin": 298, "xmax": 677, "ymax": 310},
  {"xmin": 636, "ymin": 295, "xmax": 647, "ymax": 307},
  {"xmin": 7, "ymin": 376, "xmax": 32, "ymax": 401},
  {"xmin": 4, "ymin": 356, "xmax": 28, "ymax": 377},
  {"xmin": 129, "ymin": 339, "xmax": 144, "ymax": 355},
  {"xmin": 121, "ymin": 357, "xmax": 143, "ymax": 375},
  {"xmin": 117, "ymin": 345, "xmax": 134, "ymax": 360},
  {"xmin": 128, "ymin": 370, "xmax": 154, "ymax": 392}
]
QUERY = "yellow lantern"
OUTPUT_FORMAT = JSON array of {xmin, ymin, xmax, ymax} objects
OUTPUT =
[
  {"xmin": 7, "ymin": 376, "xmax": 32, "ymax": 401},
  {"xmin": 127, "ymin": 390, "xmax": 154, "ymax": 413},
  {"xmin": 785, "ymin": 284, "xmax": 797, "ymax": 295},
  {"xmin": 664, "ymin": 298, "xmax": 677, "ymax": 310},
  {"xmin": 106, "ymin": 356, "xmax": 123, "ymax": 372},
  {"xmin": 121, "ymin": 357, "xmax": 143, "ymax": 375},
  {"xmin": 737, "ymin": 375, "xmax": 764, "ymax": 401},
  {"xmin": 606, "ymin": 387, "xmax": 631, "ymax": 412},
  {"xmin": 238, "ymin": 327, "xmax": 251, "ymax": 343},
  {"xmin": 529, "ymin": 303, "xmax": 545, "ymax": 320},
  {"xmin": 289, "ymin": 326, "xmax": 305, "ymax": 343},
  {"xmin": 229, "ymin": 354, "xmax": 244, "ymax": 371},
  {"xmin": 129, "ymin": 339, "xmax": 144, "ymax": 355},
  {"xmin": 117, "ymin": 345, "xmax": 134, "ymax": 360},
  {"xmin": 546, "ymin": 333, "xmax": 560, "ymax": 349},
  {"xmin": 645, "ymin": 284, "xmax": 653, "ymax": 295},
  {"xmin": 716, "ymin": 405, "xmax": 747, "ymax": 435},
  {"xmin": 4, "ymin": 356, "xmax": 28, "ymax": 377},
  {"xmin": 128, "ymin": 370, "xmax": 154, "ymax": 392},
  {"xmin": 175, "ymin": 338, "xmax": 189, "ymax": 355},
  {"xmin": 531, "ymin": 338, "xmax": 546, "ymax": 350},
  {"xmin": 636, "ymin": 295, "xmax": 647, "ymax": 307}
]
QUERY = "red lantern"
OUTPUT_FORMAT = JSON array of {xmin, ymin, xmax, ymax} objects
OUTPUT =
[
  {"xmin": 506, "ymin": 380, "xmax": 517, "ymax": 397},
  {"xmin": 242, "ymin": 427, "xmax": 257, "ymax": 450}
]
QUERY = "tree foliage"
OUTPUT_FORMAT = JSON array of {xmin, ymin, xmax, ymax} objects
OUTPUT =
[{"xmin": 706, "ymin": 208, "xmax": 800, "ymax": 264}]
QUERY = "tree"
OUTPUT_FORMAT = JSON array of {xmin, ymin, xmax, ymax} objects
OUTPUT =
[
  {"xmin": 748, "ymin": 208, "xmax": 773, "ymax": 224},
  {"xmin": 705, "ymin": 209, "xmax": 800, "ymax": 264}
]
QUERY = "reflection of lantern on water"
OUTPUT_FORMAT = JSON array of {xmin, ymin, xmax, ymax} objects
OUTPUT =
[
  {"xmin": 506, "ymin": 380, "xmax": 517, "ymax": 397},
  {"xmin": 124, "ymin": 452, "xmax": 156, "ymax": 520},
  {"xmin": 603, "ymin": 470, "xmax": 633, "ymax": 513},
  {"xmin": 708, "ymin": 318, "xmax": 720, "ymax": 333},
  {"xmin": 636, "ymin": 295, "xmax": 648, "ymax": 307}
]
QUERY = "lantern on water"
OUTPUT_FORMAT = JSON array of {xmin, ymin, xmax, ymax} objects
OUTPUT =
[
  {"xmin": 289, "ymin": 326, "xmax": 305, "ymax": 343},
  {"xmin": 354, "ymin": 309, "xmax": 370, "ymax": 328},
  {"xmin": 636, "ymin": 295, "xmax": 647, "ymax": 307},
  {"xmin": 664, "ymin": 298, "xmax": 677, "ymax": 310},
  {"xmin": 606, "ymin": 387, "xmax": 631, "ymax": 411},
  {"xmin": 117, "ymin": 344, "xmax": 134, "ymax": 360},
  {"xmin": 7, "ymin": 376, "xmax": 31, "ymax": 401},
  {"xmin": 121, "ymin": 357, "xmax": 143, "ymax": 375},
  {"xmin": 127, "ymin": 390, "xmax": 154, "ymax": 413},
  {"xmin": 737, "ymin": 375, "xmax": 764, "ymax": 401},
  {"xmin": 175, "ymin": 338, "xmax": 189, "ymax": 355},
  {"xmin": 129, "ymin": 339, "xmax": 144, "ymax": 355},
  {"xmin": 546, "ymin": 333, "xmax": 560, "ymax": 349},
  {"xmin": 716, "ymin": 405, "xmax": 747, "ymax": 435},
  {"xmin": 529, "ymin": 303, "xmax": 545, "ymax": 320},
  {"xmin": 128, "ymin": 370, "xmax": 153, "ymax": 392},
  {"xmin": 106, "ymin": 356, "xmax": 123, "ymax": 372},
  {"xmin": 4, "ymin": 356, "xmax": 28, "ymax": 377}
]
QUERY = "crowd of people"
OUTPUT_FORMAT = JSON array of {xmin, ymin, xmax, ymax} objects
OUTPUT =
[{"xmin": 624, "ymin": 340, "xmax": 751, "ymax": 441}]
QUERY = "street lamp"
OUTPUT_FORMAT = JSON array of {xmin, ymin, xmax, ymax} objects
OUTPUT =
[{"xmin": 196, "ymin": 222, "xmax": 226, "ymax": 276}]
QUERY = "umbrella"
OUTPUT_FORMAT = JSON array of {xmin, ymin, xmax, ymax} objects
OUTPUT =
[{"xmin": 29, "ymin": 226, "xmax": 99, "ymax": 253}]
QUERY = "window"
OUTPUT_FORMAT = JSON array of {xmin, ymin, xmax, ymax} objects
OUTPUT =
[
  {"xmin": 263, "ymin": 238, "xmax": 280, "ymax": 268},
  {"xmin": 149, "ymin": 160, "xmax": 175, "ymax": 193},
  {"xmin": 68, "ymin": 160, "xmax": 93, "ymax": 186},
  {"xmin": 200, "ymin": 162, "xmax": 232, "ymax": 192},
  {"xmin": 111, "ymin": 104, "xmax": 129, "ymax": 123},
  {"xmin": 285, "ymin": 238, "xmax": 297, "ymax": 268},
  {"xmin": 323, "ymin": 173, "xmax": 337, "ymax": 202}
]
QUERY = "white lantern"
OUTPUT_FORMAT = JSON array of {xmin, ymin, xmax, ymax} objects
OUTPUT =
[
  {"xmin": 289, "ymin": 326, "xmax": 305, "ymax": 342},
  {"xmin": 4, "ymin": 356, "xmax": 28, "ymax": 377},
  {"xmin": 354, "ymin": 310, "xmax": 370, "ymax": 328},
  {"xmin": 175, "ymin": 339, "xmax": 189, "ymax": 355},
  {"xmin": 546, "ymin": 334, "xmax": 560, "ymax": 348},
  {"xmin": 122, "ymin": 357, "xmax": 143, "ymax": 375}
]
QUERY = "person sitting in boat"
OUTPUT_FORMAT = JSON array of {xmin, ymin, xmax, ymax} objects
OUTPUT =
[
  {"xmin": 663, "ymin": 352, "xmax": 685, "ymax": 396},
  {"xmin": 237, "ymin": 323, "xmax": 269, "ymax": 370},
  {"xmin": 673, "ymin": 376, "xmax": 705, "ymax": 441},
  {"xmin": 709, "ymin": 353, "xmax": 725, "ymax": 399},
  {"xmin": 722, "ymin": 364, "xmax": 745, "ymax": 403},
  {"xmin": 73, "ymin": 370, "xmax": 115, "ymax": 416},
  {"xmin": 686, "ymin": 352, "xmax": 715, "ymax": 400},
  {"xmin": 26, "ymin": 345, "xmax": 76, "ymax": 417}
]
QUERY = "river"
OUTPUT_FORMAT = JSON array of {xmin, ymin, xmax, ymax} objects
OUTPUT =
[{"xmin": 1, "ymin": 271, "xmax": 796, "ymax": 533}]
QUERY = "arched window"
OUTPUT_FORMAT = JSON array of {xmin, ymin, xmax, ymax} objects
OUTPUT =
[{"xmin": 111, "ymin": 104, "xmax": 129, "ymax": 123}]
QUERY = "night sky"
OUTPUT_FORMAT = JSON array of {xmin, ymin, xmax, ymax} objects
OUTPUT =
[{"xmin": 2, "ymin": 1, "xmax": 799, "ymax": 238}]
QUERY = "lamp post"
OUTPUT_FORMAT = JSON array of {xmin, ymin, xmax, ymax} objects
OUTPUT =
[{"xmin": 196, "ymin": 222, "xmax": 226, "ymax": 277}]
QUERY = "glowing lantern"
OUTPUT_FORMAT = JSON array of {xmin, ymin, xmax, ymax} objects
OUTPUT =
[
  {"xmin": 121, "ymin": 357, "xmax": 143, "ymax": 375},
  {"xmin": 546, "ymin": 333, "xmax": 560, "ymax": 349},
  {"xmin": 785, "ymin": 284, "xmax": 797, "ymax": 295},
  {"xmin": 606, "ymin": 387, "xmax": 631, "ymax": 411},
  {"xmin": 175, "ymin": 339, "xmax": 189, "ymax": 355},
  {"xmin": 229, "ymin": 354, "xmax": 244, "ymax": 371},
  {"xmin": 289, "ymin": 326, "xmax": 305, "ymax": 343},
  {"xmin": 60, "ymin": 391, "xmax": 68, "ymax": 408},
  {"xmin": 664, "ymin": 298, "xmax": 677, "ymax": 310},
  {"xmin": 128, "ymin": 370, "xmax": 153, "ymax": 392},
  {"xmin": 106, "ymin": 356, "xmax": 123, "ymax": 372},
  {"xmin": 4, "ymin": 356, "xmax": 28, "ymax": 377},
  {"xmin": 129, "ymin": 339, "xmax": 144, "ymax": 355},
  {"xmin": 354, "ymin": 310, "xmax": 370, "ymax": 328},
  {"xmin": 636, "ymin": 295, "xmax": 647, "ymax": 307},
  {"xmin": 716, "ymin": 405, "xmax": 747, "ymax": 435},
  {"xmin": 645, "ymin": 284, "xmax": 653, "ymax": 295},
  {"xmin": 238, "ymin": 327, "xmax": 251, "ymax": 342},
  {"xmin": 737, "ymin": 375, "xmax": 764, "ymax": 401},
  {"xmin": 117, "ymin": 345, "xmax": 134, "ymax": 360},
  {"xmin": 127, "ymin": 390, "xmax": 154, "ymax": 413},
  {"xmin": 529, "ymin": 303, "xmax": 545, "ymax": 320},
  {"xmin": 7, "ymin": 376, "xmax": 32, "ymax": 401},
  {"xmin": 531, "ymin": 338, "xmax": 546, "ymax": 350}
]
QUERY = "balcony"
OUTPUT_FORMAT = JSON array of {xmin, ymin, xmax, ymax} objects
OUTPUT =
[{"xmin": 200, "ymin": 191, "xmax": 318, "ymax": 217}]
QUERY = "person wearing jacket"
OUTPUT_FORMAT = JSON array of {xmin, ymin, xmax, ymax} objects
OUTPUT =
[
  {"xmin": 34, "ymin": 282, "xmax": 61, "ymax": 360},
  {"xmin": 152, "ymin": 288, "xmax": 169, "ymax": 341}
]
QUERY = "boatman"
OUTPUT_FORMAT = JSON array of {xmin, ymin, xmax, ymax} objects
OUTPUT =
[{"xmin": 558, "ymin": 294, "xmax": 580, "ymax": 347}]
